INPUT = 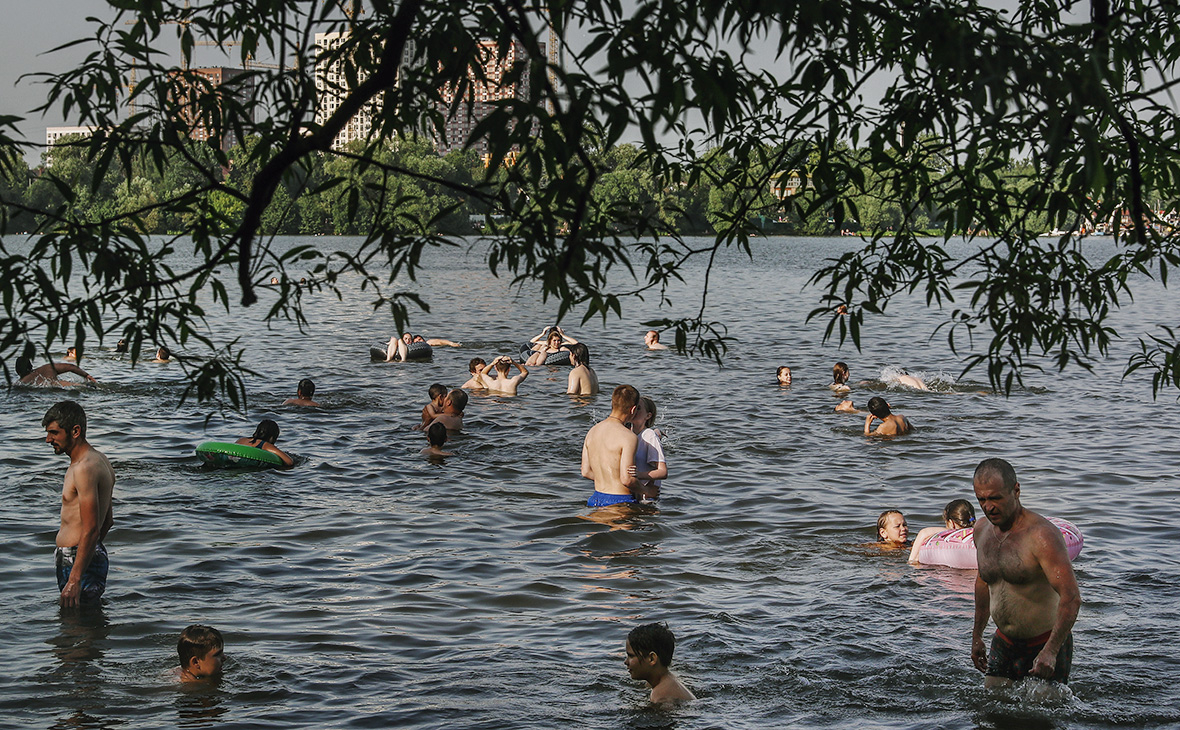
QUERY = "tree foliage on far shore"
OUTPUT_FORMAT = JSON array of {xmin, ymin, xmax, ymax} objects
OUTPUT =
[{"xmin": 2, "ymin": 0, "xmax": 1180, "ymax": 403}]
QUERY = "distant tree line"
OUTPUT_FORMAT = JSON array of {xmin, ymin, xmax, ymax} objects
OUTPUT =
[{"xmin": 3, "ymin": 134, "xmax": 1053, "ymax": 238}]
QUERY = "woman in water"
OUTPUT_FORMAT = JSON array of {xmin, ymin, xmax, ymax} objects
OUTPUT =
[
  {"xmin": 876, "ymin": 509, "xmax": 909, "ymax": 548},
  {"xmin": 235, "ymin": 419, "xmax": 295, "ymax": 467},
  {"xmin": 525, "ymin": 326, "xmax": 578, "ymax": 366},
  {"xmin": 628, "ymin": 396, "xmax": 667, "ymax": 501},
  {"xmin": 907, "ymin": 499, "xmax": 976, "ymax": 564},
  {"xmin": 830, "ymin": 361, "xmax": 850, "ymax": 392}
]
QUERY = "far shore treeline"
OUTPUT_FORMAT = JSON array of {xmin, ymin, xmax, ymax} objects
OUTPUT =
[{"xmin": 1, "ymin": 134, "xmax": 1053, "ymax": 238}]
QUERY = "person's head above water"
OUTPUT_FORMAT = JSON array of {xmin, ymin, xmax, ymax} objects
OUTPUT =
[
  {"xmin": 627, "ymin": 622, "xmax": 676, "ymax": 670},
  {"xmin": 494, "ymin": 357, "xmax": 512, "ymax": 375},
  {"xmin": 943, "ymin": 499, "xmax": 976, "ymax": 529},
  {"xmin": 468, "ymin": 357, "xmax": 486, "ymax": 374},
  {"xmin": 16, "ymin": 355, "xmax": 33, "ymax": 378},
  {"xmin": 645, "ymin": 330, "xmax": 661, "ymax": 346},
  {"xmin": 777, "ymin": 366, "xmax": 792, "ymax": 385},
  {"xmin": 867, "ymin": 396, "xmax": 892, "ymax": 418},
  {"xmin": 297, "ymin": 378, "xmax": 315, "ymax": 400},
  {"xmin": 43, "ymin": 400, "xmax": 87, "ymax": 440},
  {"xmin": 611, "ymin": 384, "xmax": 640, "ymax": 417},
  {"xmin": 401, "ymin": 333, "xmax": 413, "ymax": 344},
  {"xmin": 251, "ymin": 419, "xmax": 281, "ymax": 444},
  {"xmin": 832, "ymin": 361, "xmax": 849, "ymax": 384},
  {"xmin": 637, "ymin": 396, "xmax": 657, "ymax": 430},
  {"xmin": 446, "ymin": 389, "xmax": 468, "ymax": 413},
  {"xmin": 547, "ymin": 330, "xmax": 563, "ymax": 348},
  {"xmin": 115, "ymin": 339, "xmax": 128, "ymax": 353},
  {"xmin": 569, "ymin": 342, "xmax": 590, "ymax": 366},
  {"xmin": 426, "ymin": 421, "xmax": 448, "ymax": 448},
  {"xmin": 178, "ymin": 625, "xmax": 224, "ymax": 681},
  {"xmin": 156, "ymin": 345, "xmax": 171, "ymax": 360},
  {"xmin": 877, "ymin": 509, "xmax": 908, "ymax": 544},
  {"xmin": 428, "ymin": 383, "xmax": 447, "ymax": 403}
]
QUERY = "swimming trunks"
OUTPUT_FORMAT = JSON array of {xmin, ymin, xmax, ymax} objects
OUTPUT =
[
  {"xmin": 587, "ymin": 491, "xmax": 636, "ymax": 507},
  {"xmin": 55, "ymin": 543, "xmax": 109, "ymax": 602},
  {"xmin": 986, "ymin": 628, "xmax": 1072, "ymax": 683}
]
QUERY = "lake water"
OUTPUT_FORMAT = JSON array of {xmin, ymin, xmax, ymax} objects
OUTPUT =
[{"xmin": 2, "ymin": 235, "xmax": 1178, "ymax": 729}]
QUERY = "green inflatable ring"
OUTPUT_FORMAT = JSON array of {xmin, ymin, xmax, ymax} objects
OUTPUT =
[{"xmin": 196, "ymin": 441, "xmax": 285, "ymax": 469}]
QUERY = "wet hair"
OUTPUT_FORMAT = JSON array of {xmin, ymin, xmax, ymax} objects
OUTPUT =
[
  {"xmin": 611, "ymin": 384, "xmax": 640, "ymax": 413},
  {"xmin": 447, "ymin": 389, "xmax": 468, "ymax": 413},
  {"xmin": 494, "ymin": 358, "xmax": 511, "ymax": 374},
  {"xmin": 832, "ymin": 361, "xmax": 849, "ymax": 385},
  {"xmin": 251, "ymin": 419, "xmax": 280, "ymax": 444},
  {"xmin": 777, "ymin": 366, "xmax": 791, "ymax": 380},
  {"xmin": 297, "ymin": 378, "xmax": 315, "ymax": 399},
  {"xmin": 974, "ymin": 457, "xmax": 1018, "ymax": 492},
  {"xmin": 43, "ymin": 400, "xmax": 87, "ymax": 439},
  {"xmin": 646, "ymin": 330, "xmax": 660, "ymax": 342},
  {"xmin": 877, "ymin": 509, "xmax": 903, "ymax": 541},
  {"xmin": 178, "ymin": 625, "xmax": 223, "ymax": 667},
  {"xmin": 943, "ymin": 499, "xmax": 976, "ymax": 528},
  {"xmin": 569, "ymin": 342, "xmax": 590, "ymax": 366},
  {"xmin": 426, "ymin": 422, "xmax": 448, "ymax": 448},
  {"xmin": 115, "ymin": 339, "xmax": 128, "ymax": 353},
  {"xmin": 628, "ymin": 623, "xmax": 676, "ymax": 668},
  {"xmin": 639, "ymin": 396, "xmax": 657, "ymax": 430},
  {"xmin": 412, "ymin": 335, "xmax": 426, "ymax": 343},
  {"xmin": 67, "ymin": 347, "xmax": 77, "ymax": 357},
  {"xmin": 428, "ymin": 383, "xmax": 448, "ymax": 402},
  {"xmin": 156, "ymin": 345, "xmax": 171, "ymax": 360},
  {"xmin": 468, "ymin": 357, "xmax": 486, "ymax": 374},
  {"xmin": 16, "ymin": 356, "xmax": 33, "ymax": 378},
  {"xmin": 867, "ymin": 396, "xmax": 891, "ymax": 418}
]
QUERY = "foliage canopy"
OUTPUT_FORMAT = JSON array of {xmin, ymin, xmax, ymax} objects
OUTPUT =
[{"xmin": 3, "ymin": 0, "xmax": 1180, "ymax": 402}]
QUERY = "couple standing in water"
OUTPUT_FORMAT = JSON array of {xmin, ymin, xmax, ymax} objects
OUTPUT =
[{"xmin": 580, "ymin": 384, "xmax": 666, "ymax": 507}]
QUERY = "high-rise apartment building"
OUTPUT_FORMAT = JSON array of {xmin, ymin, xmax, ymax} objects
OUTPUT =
[
  {"xmin": 315, "ymin": 32, "xmax": 417, "ymax": 151},
  {"xmin": 437, "ymin": 39, "xmax": 537, "ymax": 156},
  {"xmin": 167, "ymin": 66, "xmax": 255, "ymax": 152}
]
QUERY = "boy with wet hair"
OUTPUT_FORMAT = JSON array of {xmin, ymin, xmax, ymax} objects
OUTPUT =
[
  {"xmin": 624, "ymin": 623, "xmax": 696, "ymax": 703},
  {"xmin": 420, "ymin": 422, "xmax": 454, "ymax": 457},
  {"xmin": 461, "ymin": 358, "xmax": 488, "ymax": 389},
  {"xmin": 418, "ymin": 383, "xmax": 449, "ymax": 428},
  {"xmin": 177, "ymin": 625, "xmax": 225, "ymax": 683},
  {"xmin": 864, "ymin": 396, "xmax": 912, "ymax": 436}
]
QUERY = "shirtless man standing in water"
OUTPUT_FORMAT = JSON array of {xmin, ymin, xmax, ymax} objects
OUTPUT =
[
  {"xmin": 43, "ymin": 401, "xmax": 115, "ymax": 607},
  {"xmin": 971, "ymin": 458, "xmax": 1080, "ymax": 686},
  {"xmin": 580, "ymin": 385, "xmax": 639, "ymax": 507}
]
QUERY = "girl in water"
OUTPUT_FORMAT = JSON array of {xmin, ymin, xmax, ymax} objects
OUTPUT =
[
  {"xmin": 907, "ymin": 499, "xmax": 976, "ymax": 563},
  {"xmin": 629, "ymin": 396, "xmax": 667, "ymax": 501},
  {"xmin": 830, "ymin": 361, "xmax": 850, "ymax": 392},
  {"xmin": 876, "ymin": 509, "xmax": 909, "ymax": 548}
]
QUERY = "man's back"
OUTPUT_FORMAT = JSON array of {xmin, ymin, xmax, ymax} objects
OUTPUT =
[
  {"xmin": 568, "ymin": 364, "xmax": 599, "ymax": 395},
  {"xmin": 581, "ymin": 418, "xmax": 636, "ymax": 495}
]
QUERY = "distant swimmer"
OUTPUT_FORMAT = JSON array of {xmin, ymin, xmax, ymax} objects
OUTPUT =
[
  {"xmin": 235, "ymin": 419, "xmax": 295, "ymax": 467},
  {"xmin": 864, "ymin": 396, "xmax": 912, "ymax": 436},
  {"xmin": 909, "ymin": 499, "xmax": 976, "ymax": 564},
  {"xmin": 114, "ymin": 339, "xmax": 128, "ymax": 354},
  {"xmin": 65, "ymin": 347, "xmax": 78, "ymax": 361},
  {"xmin": 776, "ymin": 366, "xmax": 792, "ymax": 386},
  {"xmin": 581, "ymin": 384, "xmax": 640, "ymax": 507},
  {"xmin": 43, "ymin": 400, "xmax": 115, "ymax": 607},
  {"xmin": 176, "ymin": 625, "xmax": 225, "ymax": 683},
  {"xmin": 895, "ymin": 371, "xmax": 929, "ymax": 390},
  {"xmin": 830, "ymin": 361, "xmax": 851, "ymax": 392},
  {"xmin": 417, "ymin": 383, "xmax": 448, "ymax": 429},
  {"xmin": 525, "ymin": 325, "xmax": 578, "ymax": 366},
  {"xmin": 624, "ymin": 623, "xmax": 696, "ymax": 703},
  {"xmin": 283, "ymin": 378, "xmax": 321, "ymax": 407},
  {"xmin": 628, "ymin": 396, "xmax": 666, "ymax": 501},
  {"xmin": 428, "ymin": 389, "xmax": 468, "ymax": 432},
  {"xmin": 876, "ymin": 509, "xmax": 909, "ymax": 548},
  {"xmin": 971, "ymin": 458, "xmax": 1080, "ymax": 686},
  {"xmin": 566, "ymin": 343, "xmax": 599, "ymax": 396},
  {"xmin": 16, "ymin": 357, "xmax": 98, "ymax": 388},
  {"xmin": 420, "ymin": 422, "xmax": 454, "ymax": 458},
  {"xmin": 644, "ymin": 330, "xmax": 669, "ymax": 351},
  {"xmin": 461, "ymin": 358, "xmax": 489, "ymax": 390},
  {"xmin": 481, "ymin": 356, "xmax": 529, "ymax": 395},
  {"xmin": 153, "ymin": 345, "xmax": 172, "ymax": 363}
]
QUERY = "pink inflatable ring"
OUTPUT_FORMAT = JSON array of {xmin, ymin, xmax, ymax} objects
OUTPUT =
[{"xmin": 917, "ymin": 517, "xmax": 1083, "ymax": 569}]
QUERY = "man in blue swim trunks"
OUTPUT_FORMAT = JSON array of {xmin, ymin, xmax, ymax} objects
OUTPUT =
[
  {"xmin": 581, "ymin": 384, "xmax": 641, "ymax": 507},
  {"xmin": 43, "ymin": 401, "xmax": 115, "ymax": 607},
  {"xmin": 971, "ymin": 458, "xmax": 1080, "ymax": 686}
]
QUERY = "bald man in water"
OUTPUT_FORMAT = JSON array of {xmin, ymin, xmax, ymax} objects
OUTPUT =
[{"xmin": 971, "ymin": 458, "xmax": 1080, "ymax": 686}]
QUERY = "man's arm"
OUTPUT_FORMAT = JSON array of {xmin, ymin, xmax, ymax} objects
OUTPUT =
[
  {"xmin": 1030, "ymin": 527, "xmax": 1081, "ymax": 678},
  {"xmin": 864, "ymin": 414, "xmax": 877, "ymax": 436},
  {"xmin": 971, "ymin": 572, "xmax": 991, "ymax": 673},
  {"xmin": 62, "ymin": 462, "xmax": 103, "ymax": 608},
  {"xmin": 514, "ymin": 361, "xmax": 529, "ymax": 379},
  {"xmin": 567, "ymin": 369, "xmax": 581, "ymax": 394},
  {"xmin": 52, "ymin": 363, "xmax": 97, "ymax": 382},
  {"xmin": 617, "ymin": 433, "xmax": 638, "ymax": 494},
  {"xmin": 580, "ymin": 437, "xmax": 593, "ymax": 479}
]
